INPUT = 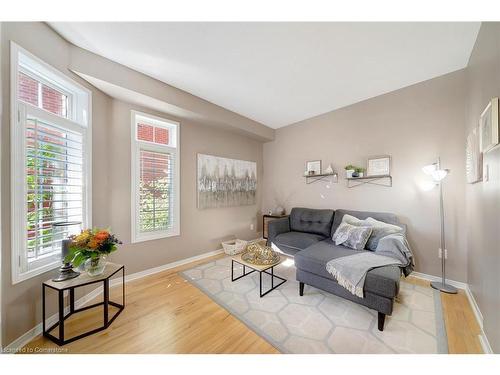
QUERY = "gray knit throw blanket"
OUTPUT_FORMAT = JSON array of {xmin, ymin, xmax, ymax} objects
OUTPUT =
[{"xmin": 325, "ymin": 233, "xmax": 414, "ymax": 298}]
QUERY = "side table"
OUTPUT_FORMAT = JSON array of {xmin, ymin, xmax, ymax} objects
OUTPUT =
[
  {"xmin": 262, "ymin": 214, "xmax": 288, "ymax": 239},
  {"xmin": 231, "ymin": 254, "xmax": 286, "ymax": 297},
  {"xmin": 42, "ymin": 262, "xmax": 125, "ymax": 346}
]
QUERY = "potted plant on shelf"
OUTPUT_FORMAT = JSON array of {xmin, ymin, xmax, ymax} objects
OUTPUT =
[
  {"xmin": 65, "ymin": 228, "xmax": 122, "ymax": 277},
  {"xmin": 354, "ymin": 167, "xmax": 366, "ymax": 178},
  {"xmin": 344, "ymin": 164, "xmax": 356, "ymax": 178}
]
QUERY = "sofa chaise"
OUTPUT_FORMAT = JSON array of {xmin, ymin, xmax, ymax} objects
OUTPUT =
[{"xmin": 267, "ymin": 207, "xmax": 407, "ymax": 331}]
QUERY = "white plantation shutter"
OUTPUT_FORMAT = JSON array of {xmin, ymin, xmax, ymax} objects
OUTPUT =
[
  {"xmin": 131, "ymin": 111, "xmax": 180, "ymax": 242},
  {"xmin": 25, "ymin": 114, "xmax": 85, "ymax": 267},
  {"xmin": 139, "ymin": 149, "xmax": 174, "ymax": 232}
]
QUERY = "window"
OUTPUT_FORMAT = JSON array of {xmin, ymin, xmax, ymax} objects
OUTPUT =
[
  {"xmin": 131, "ymin": 111, "xmax": 180, "ymax": 242},
  {"xmin": 18, "ymin": 70, "xmax": 69, "ymax": 117},
  {"xmin": 10, "ymin": 42, "xmax": 91, "ymax": 283}
]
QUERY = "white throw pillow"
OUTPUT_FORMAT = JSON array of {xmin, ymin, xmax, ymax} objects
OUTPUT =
[
  {"xmin": 341, "ymin": 214, "xmax": 369, "ymax": 227},
  {"xmin": 364, "ymin": 217, "xmax": 403, "ymax": 250},
  {"xmin": 333, "ymin": 222, "xmax": 373, "ymax": 250}
]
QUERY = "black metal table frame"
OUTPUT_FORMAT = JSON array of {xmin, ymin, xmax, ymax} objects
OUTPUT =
[
  {"xmin": 231, "ymin": 259, "xmax": 286, "ymax": 297},
  {"xmin": 42, "ymin": 266, "xmax": 125, "ymax": 346}
]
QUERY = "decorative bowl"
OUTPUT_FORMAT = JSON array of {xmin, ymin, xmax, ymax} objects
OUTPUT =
[{"xmin": 241, "ymin": 243, "xmax": 280, "ymax": 266}]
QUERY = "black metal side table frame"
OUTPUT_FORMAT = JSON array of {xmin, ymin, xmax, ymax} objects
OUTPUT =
[
  {"xmin": 231, "ymin": 259, "xmax": 286, "ymax": 297},
  {"xmin": 42, "ymin": 265, "xmax": 125, "ymax": 346}
]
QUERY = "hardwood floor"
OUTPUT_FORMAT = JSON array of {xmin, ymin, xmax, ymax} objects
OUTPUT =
[
  {"xmin": 405, "ymin": 275, "xmax": 483, "ymax": 354},
  {"xmin": 24, "ymin": 255, "xmax": 482, "ymax": 354}
]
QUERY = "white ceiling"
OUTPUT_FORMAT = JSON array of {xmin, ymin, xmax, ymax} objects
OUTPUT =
[{"xmin": 50, "ymin": 22, "xmax": 480, "ymax": 129}]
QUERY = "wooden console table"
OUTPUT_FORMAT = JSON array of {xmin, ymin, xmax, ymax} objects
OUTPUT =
[
  {"xmin": 42, "ymin": 262, "xmax": 125, "ymax": 346},
  {"xmin": 262, "ymin": 214, "xmax": 288, "ymax": 239}
]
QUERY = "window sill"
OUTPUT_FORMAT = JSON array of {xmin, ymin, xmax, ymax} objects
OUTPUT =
[
  {"xmin": 131, "ymin": 230, "xmax": 180, "ymax": 244},
  {"xmin": 12, "ymin": 259, "xmax": 60, "ymax": 285}
]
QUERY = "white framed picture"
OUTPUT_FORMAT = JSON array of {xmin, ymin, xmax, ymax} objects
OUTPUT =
[
  {"xmin": 479, "ymin": 97, "xmax": 499, "ymax": 153},
  {"xmin": 367, "ymin": 156, "xmax": 391, "ymax": 176},
  {"xmin": 305, "ymin": 160, "xmax": 322, "ymax": 175}
]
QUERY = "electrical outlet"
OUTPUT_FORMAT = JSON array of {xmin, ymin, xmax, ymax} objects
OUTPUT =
[
  {"xmin": 444, "ymin": 249, "xmax": 448, "ymax": 259},
  {"xmin": 250, "ymin": 223, "xmax": 255, "ymax": 231}
]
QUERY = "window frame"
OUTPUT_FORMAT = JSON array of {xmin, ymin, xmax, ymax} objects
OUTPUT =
[
  {"xmin": 10, "ymin": 42, "xmax": 92, "ymax": 284},
  {"xmin": 18, "ymin": 67, "xmax": 73, "ymax": 119},
  {"xmin": 130, "ymin": 110, "xmax": 180, "ymax": 243}
]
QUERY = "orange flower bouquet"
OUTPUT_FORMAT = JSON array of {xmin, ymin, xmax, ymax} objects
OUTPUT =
[{"xmin": 65, "ymin": 228, "xmax": 122, "ymax": 276}]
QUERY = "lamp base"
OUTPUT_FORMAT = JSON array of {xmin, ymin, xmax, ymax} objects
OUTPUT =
[
  {"xmin": 430, "ymin": 281, "xmax": 458, "ymax": 294},
  {"xmin": 52, "ymin": 263, "xmax": 80, "ymax": 282}
]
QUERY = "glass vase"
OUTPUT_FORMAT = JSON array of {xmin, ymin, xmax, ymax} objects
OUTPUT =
[{"xmin": 84, "ymin": 255, "xmax": 107, "ymax": 276}]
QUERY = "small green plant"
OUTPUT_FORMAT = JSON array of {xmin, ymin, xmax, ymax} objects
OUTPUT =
[
  {"xmin": 355, "ymin": 167, "xmax": 365, "ymax": 173},
  {"xmin": 344, "ymin": 164, "xmax": 356, "ymax": 170}
]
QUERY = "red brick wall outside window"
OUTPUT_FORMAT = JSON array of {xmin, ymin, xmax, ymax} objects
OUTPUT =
[
  {"xmin": 18, "ymin": 71, "xmax": 68, "ymax": 117},
  {"xmin": 137, "ymin": 122, "xmax": 169, "ymax": 145},
  {"xmin": 18, "ymin": 72, "xmax": 39, "ymax": 107},
  {"xmin": 42, "ymin": 85, "xmax": 65, "ymax": 117}
]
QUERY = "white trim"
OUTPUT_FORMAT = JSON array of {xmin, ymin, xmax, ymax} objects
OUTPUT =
[
  {"xmin": 465, "ymin": 285, "xmax": 484, "ymax": 329},
  {"xmin": 464, "ymin": 285, "xmax": 495, "ymax": 354},
  {"xmin": 479, "ymin": 333, "xmax": 494, "ymax": 354},
  {"xmin": 14, "ymin": 42, "xmax": 91, "ymax": 127},
  {"xmin": 10, "ymin": 41, "xmax": 92, "ymax": 284},
  {"xmin": 3, "ymin": 246, "xmax": 226, "ymax": 351},
  {"xmin": 409, "ymin": 271, "xmax": 468, "ymax": 290},
  {"xmin": 118, "ymin": 248, "xmax": 224, "ymax": 284},
  {"xmin": 130, "ymin": 110, "xmax": 180, "ymax": 243}
]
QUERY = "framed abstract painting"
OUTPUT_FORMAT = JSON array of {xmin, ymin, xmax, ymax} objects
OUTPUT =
[{"xmin": 197, "ymin": 153, "xmax": 257, "ymax": 209}]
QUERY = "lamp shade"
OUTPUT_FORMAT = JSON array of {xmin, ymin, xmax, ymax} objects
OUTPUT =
[
  {"xmin": 422, "ymin": 163, "xmax": 438, "ymax": 175},
  {"xmin": 423, "ymin": 162, "xmax": 449, "ymax": 182},
  {"xmin": 431, "ymin": 169, "xmax": 449, "ymax": 181}
]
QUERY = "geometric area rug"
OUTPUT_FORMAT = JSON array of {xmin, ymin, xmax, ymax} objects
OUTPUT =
[{"xmin": 181, "ymin": 256, "xmax": 448, "ymax": 354}]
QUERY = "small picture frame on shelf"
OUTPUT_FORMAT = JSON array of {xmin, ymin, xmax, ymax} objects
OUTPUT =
[
  {"xmin": 305, "ymin": 160, "xmax": 321, "ymax": 176},
  {"xmin": 367, "ymin": 156, "xmax": 391, "ymax": 176}
]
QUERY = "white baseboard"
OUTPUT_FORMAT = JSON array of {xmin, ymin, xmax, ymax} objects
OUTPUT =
[
  {"xmin": 410, "ymin": 271, "xmax": 468, "ymax": 290},
  {"xmin": 3, "ymin": 246, "xmax": 227, "ymax": 352},
  {"xmin": 465, "ymin": 285, "xmax": 484, "ymax": 329},
  {"xmin": 119, "ymin": 248, "xmax": 224, "ymax": 284},
  {"xmin": 479, "ymin": 333, "xmax": 494, "ymax": 354}
]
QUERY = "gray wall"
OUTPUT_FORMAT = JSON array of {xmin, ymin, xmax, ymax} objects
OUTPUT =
[
  {"xmin": 465, "ymin": 22, "xmax": 500, "ymax": 353},
  {"xmin": 1, "ymin": 22, "xmax": 263, "ymax": 346},
  {"xmin": 262, "ymin": 70, "xmax": 467, "ymax": 282},
  {"xmin": 106, "ymin": 99, "xmax": 263, "ymax": 274}
]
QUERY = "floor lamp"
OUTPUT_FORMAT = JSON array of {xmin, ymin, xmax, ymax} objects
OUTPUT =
[{"xmin": 422, "ymin": 157, "xmax": 458, "ymax": 294}]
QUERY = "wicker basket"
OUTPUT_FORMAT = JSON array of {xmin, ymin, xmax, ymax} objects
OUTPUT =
[{"xmin": 221, "ymin": 239, "xmax": 248, "ymax": 255}]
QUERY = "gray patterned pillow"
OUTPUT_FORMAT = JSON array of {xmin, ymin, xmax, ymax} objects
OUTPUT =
[{"xmin": 333, "ymin": 222, "xmax": 373, "ymax": 250}]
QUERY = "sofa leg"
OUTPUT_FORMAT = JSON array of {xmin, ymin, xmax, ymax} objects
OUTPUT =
[
  {"xmin": 299, "ymin": 282, "xmax": 304, "ymax": 296},
  {"xmin": 377, "ymin": 312, "xmax": 386, "ymax": 331}
]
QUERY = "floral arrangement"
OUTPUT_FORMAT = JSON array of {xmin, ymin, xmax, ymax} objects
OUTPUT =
[{"xmin": 65, "ymin": 228, "xmax": 122, "ymax": 268}]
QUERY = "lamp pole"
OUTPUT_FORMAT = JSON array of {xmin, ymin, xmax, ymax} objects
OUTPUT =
[{"xmin": 430, "ymin": 157, "xmax": 458, "ymax": 294}]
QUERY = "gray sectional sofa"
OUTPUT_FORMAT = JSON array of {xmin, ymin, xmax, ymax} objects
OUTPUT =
[{"xmin": 267, "ymin": 207, "xmax": 407, "ymax": 331}]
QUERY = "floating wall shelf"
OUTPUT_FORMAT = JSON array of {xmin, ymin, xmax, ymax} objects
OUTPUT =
[
  {"xmin": 347, "ymin": 175, "xmax": 392, "ymax": 188},
  {"xmin": 305, "ymin": 173, "xmax": 338, "ymax": 185}
]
